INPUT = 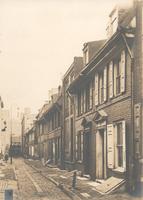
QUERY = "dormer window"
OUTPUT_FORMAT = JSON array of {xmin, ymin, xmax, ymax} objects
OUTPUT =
[
  {"xmin": 84, "ymin": 49, "xmax": 89, "ymax": 65},
  {"xmin": 106, "ymin": 7, "xmax": 118, "ymax": 38}
]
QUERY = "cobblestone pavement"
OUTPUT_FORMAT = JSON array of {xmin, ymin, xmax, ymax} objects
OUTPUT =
[
  {"xmin": 0, "ymin": 161, "xmax": 19, "ymax": 200},
  {"xmin": 14, "ymin": 158, "xmax": 71, "ymax": 200},
  {"xmin": 25, "ymin": 159, "xmax": 143, "ymax": 200}
]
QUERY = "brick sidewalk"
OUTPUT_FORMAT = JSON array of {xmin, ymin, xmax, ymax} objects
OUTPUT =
[
  {"xmin": 25, "ymin": 159, "xmax": 142, "ymax": 200},
  {"xmin": 0, "ymin": 161, "xmax": 19, "ymax": 200}
]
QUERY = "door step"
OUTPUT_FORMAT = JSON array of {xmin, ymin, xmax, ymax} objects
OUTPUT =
[{"xmin": 94, "ymin": 176, "xmax": 125, "ymax": 194}]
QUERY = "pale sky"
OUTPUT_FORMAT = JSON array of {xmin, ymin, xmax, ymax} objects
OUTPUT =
[{"xmin": 0, "ymin": 0, "xmax": 132, "ymax": 113}]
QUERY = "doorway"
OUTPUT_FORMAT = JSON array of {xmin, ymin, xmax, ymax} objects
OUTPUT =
[
  {"xmin": 96, "ymin": 129, "xmax": 106, "ymax": 179},
  {"xmin": 83, "ymin": 131, "xmax": 91, "ymax": 174}
]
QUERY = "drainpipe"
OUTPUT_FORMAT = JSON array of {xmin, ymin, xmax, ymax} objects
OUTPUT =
[
  {"xmin": 60, "ymin": 85, "xmax": 65, "ymax": 169},
  {"xmin": 121, "ymin": 32, "xmax": 135, "ymax": 192},
  {"xmin": 133, "ymin": 0, "xmax": 143, "ymax": 195}
]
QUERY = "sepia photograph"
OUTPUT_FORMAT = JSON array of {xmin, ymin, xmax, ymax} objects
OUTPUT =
[{"xmin": 0, "ymin": 0, "xmax": 142, "ymax": 199}]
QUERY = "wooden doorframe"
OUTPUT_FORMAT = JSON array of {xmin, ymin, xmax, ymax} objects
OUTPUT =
[
  {"xmin": 96, "ymin": 128, "xmax": 107, "ymax": 179},
  {"xmin": 83, "ymin": 129, "xmax": 91, "ymax": 174}
]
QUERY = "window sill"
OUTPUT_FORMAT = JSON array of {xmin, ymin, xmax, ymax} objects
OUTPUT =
[
  {"xmin": 76, "ymin": 160, "xmax": 83, "ymax": 164},
  {"xmin": 112, "ymin": 167, "xmax": 126, "ymax": 173}
]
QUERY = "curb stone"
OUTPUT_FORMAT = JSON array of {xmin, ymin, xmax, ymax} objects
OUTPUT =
[{"xmin": 26, "ymin": 162, "xmax": 82, "ymax": 200}]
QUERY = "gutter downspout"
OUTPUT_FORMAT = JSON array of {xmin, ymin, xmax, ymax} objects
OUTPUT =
[{"xmin": 121, "ymin": 32, "xmax": 135, "ymax": 193}]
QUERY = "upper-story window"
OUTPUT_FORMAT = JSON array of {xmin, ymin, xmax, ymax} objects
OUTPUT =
[
  {"xmin": 95, "ymin": 50, "xmax": 126, "ymax": 106},
  {"xmin": 78, "ymin": 91, "xmax": 82, "ymax": 116},
  {"xmin": 84, "ymin": 49, "xmax": 89, "ymax": 65},
  {"xmin": 85, "ymin": 83, "xmax": 90, "ymax": 111},
  {"xmin": 115, "ymin": 60, "xmax": 121, "ymax": 95},
  {"xmin": 70, "ymin": 72, "xmax": 74, "ymax": 83},
  {"xmin": 77, "ymin": 80, "xmax": 93, "ymax": 116},
  {"xmin": 106, "ymin": 8, "xmax": 118, "ymax": 39},
  {"xmin": 114, "ymin": 51, "xmax": 126, "ymax": 96},
  {"xmin": 99, "ymin": 72, "xmax": 104, "ymax": 104}
]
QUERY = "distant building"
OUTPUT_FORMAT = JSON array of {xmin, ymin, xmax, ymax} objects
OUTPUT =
[
  {"xmin": 21, "ymin": 108, "xmax": 36, "ymax": 155},
  {"xmin": 48, "ymin": 88, "xmax": 58, "ymax": 101},
  {"xmin": 0, "ymin": 109, "xmax": 10, "ymax": 154},
  {"xmin": 11, "ymin": 105, "xmax": 23, "ymax": 145},
  {"xmin": 36, "ymin": 87, "xmax": 62, "ymax": 166},
  {"xmin": 62, "ymin": 57, "xmax": 83, "ymax": 170}
]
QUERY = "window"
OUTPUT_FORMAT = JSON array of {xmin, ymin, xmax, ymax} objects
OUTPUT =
[
  {"xmin": 57, "ymin": 111, "xmax": 61, "ymax": 127},
  {"xmin": 84, "ymin": 49, "xmax": 89, "ymax": 65},
  {"xmin": 65, "ymin": 93, "xmax": 69, "ymax": 117},
  {"xmin": 70, "ymin": 118, "xmax": 74, "ymax": 161},
  {"xmin": 85, "ymin": 83, "xmax": 90, "ymax": 111},
  {"xmin": 57, "ymin": 137, "xmax": 61, "ymax": 161},
  {"xmin": 78, "ymin": 91, "xmax": 81, "ymax": 116},
  {"xmin": 107, "ymin": 121, "xmax": 126, "ymax": 170},
  {"xmin": 95, "ymin": 73, "xmax": 99, "ymax": 105},
  {"xmin": 77, "ymin": 80, "xmax": 93, "ymax": 115},
  {"xmin": 116, "ymin": 123, "xmax": 123, "ymax": 167},
  {"xmin": 108, "ymin": 61, "xmax": 113, "ymax": 98},
  {"xmin": 115, "ymin": 121, "xmax": 126, "ymax": 169},
  {"xmin": 76, "ymin": 132, "xmax": 83, "ymax": 161},
  {"xmin": 81, "ymin": 89, "xmax": 85, "ymax": 114},
  {"xmin": 65, "ymin": 78, "xmax": 70, "ymax": 117},
  {"xmin": 114, "ymin": 50, "xmax": 126, "ymax": 96},
  {"xmin": 115, "ymin": 60, "xmax": 121, "ymax": 95},
  {"xmin": 99, "ymin": 72, "xmax": 104, "ymax": 104},
  {"xmin": 40, "ymin": 124, "xmax": 43, "ymax": 134}
]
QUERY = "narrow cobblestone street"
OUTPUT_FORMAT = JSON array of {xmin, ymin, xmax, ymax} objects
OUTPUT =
[
  {"xmin": 14, "ymin": 158, "xmax": 71, "ymax": 200},
  {"xmin": 24, "ymin": 159, "xmax": 143, "ymax": 200},
  {"xmin": 0, "ymin": 158, "xmax": 143, "ymax": 200}
]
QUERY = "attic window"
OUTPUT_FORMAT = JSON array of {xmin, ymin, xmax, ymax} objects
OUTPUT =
[
  {"xmin": 107, "ymin": 8, "xmax": 118, "ymax": 38},
  {"xmin": 84, "ymin": 49, "xmax": 89, "ymax": 65}
]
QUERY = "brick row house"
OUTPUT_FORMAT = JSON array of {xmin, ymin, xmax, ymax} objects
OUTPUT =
[
  {"xmin": 35, "ymin": 88, "xmax": 62, "ymax": 167},
  {"xmin": 66, "ymin": 2, "xmax": 140, "ymax": 191},
  {"xmin": 62, "ymin": 57, "xmax": 83, "ymax": 170},
  {"xmin": 23, "ymin": 1, "xmax": 143, "ymax": 193}
]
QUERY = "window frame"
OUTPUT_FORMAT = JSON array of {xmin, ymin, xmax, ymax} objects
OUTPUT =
[{"xmin": 76, "ymin": 131, "xmax": 83, "ymax": 162}]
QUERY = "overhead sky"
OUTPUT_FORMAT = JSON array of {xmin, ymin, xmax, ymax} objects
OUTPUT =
[{"xmin": 0, "ymin": 0, "xmax": 132, "ymax": 113}]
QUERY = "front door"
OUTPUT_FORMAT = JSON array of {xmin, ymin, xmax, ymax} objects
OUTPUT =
[
  {"xmin": 96, "ymin": 129, "xmax": 106, "ymax": 179},
  {"xmin": 84, "ymin": 131, "xmax": 91, "ymax": 174}
]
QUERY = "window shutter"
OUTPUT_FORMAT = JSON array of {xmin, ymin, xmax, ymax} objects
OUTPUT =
[
  {"xmin": 95, "ymin": 73, "xmax": 99, "ymax": 106},
  {"xmin": 81, "ymin": 91, "xmax": 83, "ymax": 114},
  {"xmin": 109, "ymin": 61, "xmax": 113, "ymax": 98},
  {"xmin": 120, "ymin": 50, "xmax": 126, "ymax": 93},
  {"xmin": 89, "ymin": 81, "xmax": 93, "ymax": 109},
  {"xmin": 81, "ymin": 133, "xmax": 83, "ymax": 161},
  {"xmin": 75, "ymin": 95, "xmax": 78, "ymax": 116},
  {"xmin": 122, "ymin": 120, "xmax": 126, "ymax": 170},
  {"xmin": 83, "ymin": 90, "xmax": 86, "ymax": 113},
  {"xmin": 75, "ymin": 135, "xmax": 78, "ymax": 160},
  {"xmin": 114, "ymin": 63, "xmax": 117, "ymax": 96},
  {"xmin": 107, "ymin": 124, "xmax": 114, "ymax": 169},
  {"xmin": 104, "ymin": 67, "xmax": 107, "ymax": 101}
]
